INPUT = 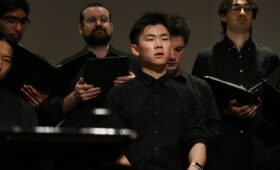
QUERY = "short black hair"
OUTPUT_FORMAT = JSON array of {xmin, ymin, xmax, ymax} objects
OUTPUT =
[
  {"xmin": 168, "ymin": 13, "xmax": 190, "ymax": 46},
  {"xmin": 0, "ymin": 0, "xmax": 29, "ymax": 17},
  {"xmin": 0, "ymin": 31, "xmax": 17, "ymax": 63},
  {"xmin": 79, "ymin": 2, "xmax": 112, "ymax": 25},
  {"xmin": 218, "ymin": 0, "xmax": 258, "ymax": 34},
  {"xmin": 129, "ymin": 12, "xmax": 172, "ymax": 45}
]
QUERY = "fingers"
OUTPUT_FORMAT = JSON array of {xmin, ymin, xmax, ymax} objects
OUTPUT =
[
  {"xmin": 21, "ymin": 85, "xmax": 49, "ymax": 109},
  {"xmin": 231, "ymin": 104, "xmax": 257, "ymax": 119},
  {"xmin": 74, "ymin": 83, "xmax": 101, "ymax": 102},
  {"xmin": 239, "ymin": 105, "xmax": 257, "ymax": 119},
  {"xmin": 21, "ymin": 87, "xmax": 39, "ymax": 107},
  {"xmin": 114, "ymin": 72, "xmax": 136, "ymax": 86}
]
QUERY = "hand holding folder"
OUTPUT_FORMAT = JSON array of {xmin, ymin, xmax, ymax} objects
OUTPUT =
[
  {"xmin": 2, "ymin": 45, "xmax": 93, "ymax": 97},
  {"xmin": 84, "ymin": 56, "xmax": 129, "ymax": 92},
  {"xmin": 204, "ymin": 75, "xmax": 262, "ymax": 110}
]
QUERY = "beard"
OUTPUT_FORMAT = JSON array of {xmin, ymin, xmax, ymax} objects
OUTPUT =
[{"xmin": 83, "ymin": 27, "xmax": 112, "ymax": 46}]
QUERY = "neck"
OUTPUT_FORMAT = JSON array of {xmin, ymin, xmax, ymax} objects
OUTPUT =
[
  {"xmin": 87, "ymin": 43, "xmax": 110, "ymax": 58},
  {"xmin": 226, "ymin": 30, "xmax": 250, "ymax": 52},
  {"xmin": 167, "ymin": 68, "xmax": 180, "ymax": 77},
  {"xmin": 142, "ymin": 65, "xmax": 166, "ymax": 79}
]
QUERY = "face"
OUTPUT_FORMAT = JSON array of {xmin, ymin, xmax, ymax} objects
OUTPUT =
[
  {"xmin": 0, "ymin": 9, "xmax": 28, "ymax": 43},
  {"xmin": 221, "ymin": 0, "xmax": 254, "ymax": 34},
  {"xmin": 79, "ymin": 6, "xmax": 113, "ymax": 46},
  {"xmin": 131, "ymin": 24, "xmax": 171, "ymax": 68},
  {"xmin": 0, "ymin": 41, "xmax": 13, "ymax": 80},
  {"xmin": 167, "ymin": 36, "xmax": 185, "ymax": 76}
]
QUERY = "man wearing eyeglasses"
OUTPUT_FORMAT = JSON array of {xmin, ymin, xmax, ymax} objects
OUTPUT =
[
  {"xmin": 0, "ymin": 0, "xmax": 49, "ymax": 116},
  {"xmin": 192, "ymin": 0, "xmax": 280, "ymax": 169},
  {"xmin": 0, "ymin": 0, "xmax": 30, "ymax": 43}
]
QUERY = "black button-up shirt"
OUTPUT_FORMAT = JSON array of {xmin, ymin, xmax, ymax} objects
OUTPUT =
[
  {"xmin": 173, "ymin": 70, "xmax": 222, "ymax": 147},
  {"xmin": 105, "ymin": 72, "xmax": 207, "ymax": 170},
  {"xmin": 192, "ymin": 36, "xmax": 279, "ymax": 156},
  {"xmin": 42, "ymin": 46, "xmax": 141, "ymax": 127},
  {"xmin": 0, "ymin": 87, "xmax": 37, "ymax": 127}
]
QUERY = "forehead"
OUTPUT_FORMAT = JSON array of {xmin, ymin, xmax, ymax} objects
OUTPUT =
[
  {"xmin": 232, "ymin": 0, "xmax": 248, "ymax": 4},
  {"xmin": 142, "ymin": 24, "xmax": 170, "ymax": 36},
  {"xmin": 83, "ymin": 6, "xmax": 110, "ymax": 18},
  {"xmin": 0, "ymin": 41, "xmax": 13, "ymax": 57},
  {"xmin": 3, "ymin": 8, "xmax": 27, "ymax": 18},
  {"xmin": 171, "ymin": 36, "xmax": 184, "ymax": 46}
]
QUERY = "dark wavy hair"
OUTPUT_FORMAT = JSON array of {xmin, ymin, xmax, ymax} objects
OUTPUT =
[
  {"xmin": 0, "ymin": 0, "xmax": 29, "ymax": 17},
  {"xmin": 129, "ymin": 12, "xmax": 172, "ymax": 45},
  {"xmin": 168, "ymin": 13, "xmax": 190, "ymax": 46},
  {"xmin": 218, "ymin": 0, "xmax": 258, "ymax": 34}
]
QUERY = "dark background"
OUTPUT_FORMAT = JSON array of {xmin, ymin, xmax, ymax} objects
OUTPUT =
[{"xmin": 21, "ymin": 0, "xmax": 279, "ymax": 72}]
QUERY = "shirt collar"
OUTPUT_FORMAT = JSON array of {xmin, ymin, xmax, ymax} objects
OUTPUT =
[
  {"xmin": 83, "ymin": 45, "xmax": 120, "ymax": 58},
  {"xmin": 222, "ymin": 36, "xmax": 254, "ymax": 52},
  {"xmin": 139, "ymin": 71, "xmax": 169, "ymax": 87}
]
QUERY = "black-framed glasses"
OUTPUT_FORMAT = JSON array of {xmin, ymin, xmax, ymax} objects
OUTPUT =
[
  {"xmin": 231, "ymin": 3, "xmax": 254, "ymax": 12},
  {"xmin": 0, "ymin": 16, "xmax": 31, "ymax": 27}
]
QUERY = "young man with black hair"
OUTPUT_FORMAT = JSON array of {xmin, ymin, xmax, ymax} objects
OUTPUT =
[
  {"xmin": 0, "ymin": 31, "xmax": 37, "ymax": 126},
  {"xmin": 192, "ymin": 0, "xmax": 280, "ymax": 169},
  {"xmin": 105, "ymin": 12, "xmax": 206, "ymax": 170},
  {"xmin": 167, "ymin": 13, "xmax": 222, "ymax": 149}
]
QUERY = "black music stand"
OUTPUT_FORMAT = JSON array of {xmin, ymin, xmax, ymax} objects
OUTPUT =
[{"xmin": 0, "ymin": 126, "xmax": 136, "ymax": 170}]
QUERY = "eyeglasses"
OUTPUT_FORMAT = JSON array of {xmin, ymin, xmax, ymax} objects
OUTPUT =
[
  {"xmin": 231, "ymin": 3, "xmax": 254, "ymax": 12},
  {"xmin": 0, "ymin": 16, "xmax": 31, "ymax": 27}
]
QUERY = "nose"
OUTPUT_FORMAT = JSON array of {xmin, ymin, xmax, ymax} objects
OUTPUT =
[
  {"xmin": 96, "ymin": 19, "xmax": 102, "ymax": 26},
  {"xmin": 14, "ymin": 22, "xmax": 24, "ymax": 32},
  {"xmin": 239, "ymin": 8, "xmax": 246, "ymax": 15},
  {"xmin": 169, "ymin": 49, "xmax": 176, "ymax": 60},
  {"xmin": 155, "ymin": 38, "xmax": 163, "ymax": 49}
]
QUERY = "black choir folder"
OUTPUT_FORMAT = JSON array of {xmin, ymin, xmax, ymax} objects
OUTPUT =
[
  {"xmin": 84, "ymin": 56, "xmax": 129, "ymax": 90},
  {"xmin": 204, "ymin": 75, "xmax": 262, "ymax": 109},
  {"xmin": 2, "ymin": 45, "xmax": 92, "ymax": 95},
  {"xmin": 262, "ymin": 80, "xmax": 280, "ymax": 128},
  {"xmin": 2, "ymin": 45, "xmax": 129, "ymax": 97}
]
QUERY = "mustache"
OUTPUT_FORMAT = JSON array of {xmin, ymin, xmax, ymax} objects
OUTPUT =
[{"xmin": 92, "ymin": 26, "xmax": 107, "ymax": 34}]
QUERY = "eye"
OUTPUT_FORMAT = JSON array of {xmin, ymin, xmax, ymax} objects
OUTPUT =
[
  {"xmin": 5, "ymin": 16, "xmax": 17, "ymax": 24},
  {"xmin": 86, "ymin": 17, "xmax": 97, "ymax": 23},
  {"xmin": 3, "ymin": 57, "xmax": 12, "ymax": 64},
  {"xmin": 101, "ymin": 16, "xmax": 109, "ymax": 23},
  {"xmin": 231, "ymin": 4, "xmax": 241, "ymax": 11},
  {"xmin": 175, "ymin": 47, "xmax": 184, "ymax": 52}
]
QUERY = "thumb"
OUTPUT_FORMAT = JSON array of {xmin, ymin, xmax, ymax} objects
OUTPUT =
[{"xmin": 77, "ymin": 77, "xmax": 84, "ymax": 85}]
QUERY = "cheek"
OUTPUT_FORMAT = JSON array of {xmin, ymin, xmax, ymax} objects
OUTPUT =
[{"xmin": 0, "ymin": 24, "xmax": 11, "ymax": 33}]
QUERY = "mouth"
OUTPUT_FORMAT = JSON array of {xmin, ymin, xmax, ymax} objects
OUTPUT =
[
  {"xmin": 11, "ymin": 34, "xmax": 21, "ymax": 39},
  {"xmin": 237, "ymin": 18, "xmax": 248, "ymax": 22},
  {"xmin": 167, "ymin": 62, "xmax": 177, "ymax": 67},
  {"xmin": 94, "ymin": 29, "xmax": 106, "ymax": 34},
  {"xmin": 155, "ymin": 52, "xmax": 164, "ymax": 58}
]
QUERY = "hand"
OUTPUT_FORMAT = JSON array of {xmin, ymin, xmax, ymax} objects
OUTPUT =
[
  {"xmin": 116, "ymin": 155, "xmax": 131, "ymax": 166},
  {"xmin": 21, "ymin": 84, "xmax": 49, "ymax": 110},
  {"xmin": 224, "ymin": 99, "xmax": 257, "ymax": 119},
  {"xmin": 73, "ymin": 77, "xmax": 101, "ymax": 103},
  {"xmin": 114, "ymin": 71, "xmax": 136, "ymax": 86}
]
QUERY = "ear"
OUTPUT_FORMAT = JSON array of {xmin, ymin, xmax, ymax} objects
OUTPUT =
[
  {"xmin": 78, "ymin": 24, "xmax": 83, "ymax": 35},
  {"xmin": 220, "ymin": 14, "xmax": 227, "ymax": 22},
  {"xmin": 130, "ymin": 44, "xmax": 140, "ymax": 56}
]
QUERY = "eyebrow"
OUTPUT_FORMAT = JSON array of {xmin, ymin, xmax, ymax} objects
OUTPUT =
[
  {"xmin": 144, "ymin": 33, "xmax": 169, "ymax": 37},
  {"xmin": 3, "ymin": 55, "xmax": 13, "ymax": 59}
]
